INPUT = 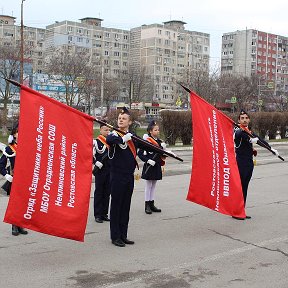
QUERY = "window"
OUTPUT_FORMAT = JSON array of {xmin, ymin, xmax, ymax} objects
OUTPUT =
[
  {"xmin": 114, "ymin": 51, "xmax": 120, "ymax": 57},
  {"xmin": 105, "ymin": 32, "xmax": 110, "ymax": 38},
  {"xmin": 158, "ymin": 29, "xmax": 162, "ymax": 35}
]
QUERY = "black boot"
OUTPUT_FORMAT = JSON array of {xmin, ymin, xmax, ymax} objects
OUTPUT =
[
  {"xmin": 18, "ymin": 227, "xmax": 28, "ymax": 235},
  {"xmin": 150, "ymin": 200, "xmax": 161, "ymax": 212},
  {"xmin": 145, "ymin": 201, "xmax": 152, "ymax": 214},
  {"xmin": 12, "ymin": 225, "xmax": 19, "ymax": 236}
]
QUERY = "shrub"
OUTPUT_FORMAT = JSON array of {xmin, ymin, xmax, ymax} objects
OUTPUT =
[{"xmin": 160, "ymin": 110, "xmax": 192, "ymax": 145}]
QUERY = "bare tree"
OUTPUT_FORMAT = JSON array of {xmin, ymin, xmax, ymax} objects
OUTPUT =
[
  {"xmin": 45, "ymin": 46, "xmax": 97, "ymax": 108},
  {"xmin": 0, "ymin": 41, "xmax": 22, "ymax": 134},
  {"xmin": 178, "ymin": 64, "xmax": 219, "ymax": 105},
  {"xmin": 217, "ymin": 74, "xmax": 258, "ymax": 112},
  {"xmin": 128, "ymin": 66, "xmax": 154, "ymax": 103}
]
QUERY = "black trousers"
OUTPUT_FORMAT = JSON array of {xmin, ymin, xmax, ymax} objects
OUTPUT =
[
  {"xmin": 94, "ymin": 170, "xmax": 110, "ymax": 218},
  {"xmin": 237, "ymin": 158, "xmax": 254, "ymax": 205},
  {"xmin": 110, "ymin": 172, "xmax": 134, "ymax": 241}
]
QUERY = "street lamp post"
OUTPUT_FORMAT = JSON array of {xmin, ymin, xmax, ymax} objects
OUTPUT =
[
  {"xmin": 129, "ymin": 80, "xmax": 133, "ymax": 108},
  {"xmin": 100, "ymin": 63, "xmax": 104, "ymax": 116},
  {"xmin": 20, "ymin": 0, "xmax": 25, "ymax": 84}
]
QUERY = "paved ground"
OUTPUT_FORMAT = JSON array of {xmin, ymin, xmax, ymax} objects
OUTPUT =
[{"xmin": 0, "ymin": 143, "xmax": 288, "ymax": 288}]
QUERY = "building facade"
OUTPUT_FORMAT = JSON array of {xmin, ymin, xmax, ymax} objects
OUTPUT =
[
  {"xmin": 0, "ymin": 15, "xmax": 45, "ymax": 75},
  {"xmin": 45, "ymin": 17, "xmax": 130, "ymax": 79},
  {"xmin": 221, "ymin": 29, "xmax": 288, "ymax": 97},
  {"xmin": 130, "ymin": 20, "xmax": 210, "ymax": 104},
  {"xmin": 0, "ymin": 15, "xmax": 210, "ymax": 110}
]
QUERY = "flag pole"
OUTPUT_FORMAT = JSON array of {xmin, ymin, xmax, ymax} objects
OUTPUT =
[
  {"xmin": 94, "ymin": 118, "xmax": 183, "ymax": 162},
  {"xmin": 6, "ymin": 78, "xmax": 180, "ymax": 162},
  {"xmin": 5, "ymin": 78, "xmax": 21, "ymax": 88},
  {"xmin": 179, "ymin": 83, "xmax": 284, "ymax": 162}
]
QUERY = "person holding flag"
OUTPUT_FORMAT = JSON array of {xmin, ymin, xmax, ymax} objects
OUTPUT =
[
  {"xmin": 138, "ymin": 120, "xmax": 166, "ymax": 214},
  {"xmin": 0, "ymin": 125, "xmax": 28, "ymax": 236},
  {"xmin": 106, "ymin": 107, "xmax": 140, "ymax": 247},
  {"xmin": 233, "ymin": 110, "xmax": 279, "ymax": 220},
  {"xmin": 93, "ymin": 120, "xmax": 111, "ymax": 223}
]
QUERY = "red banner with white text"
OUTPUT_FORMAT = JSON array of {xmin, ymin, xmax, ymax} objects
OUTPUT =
[
  {"xmin": 187, "ymin": 91, "xmax": 245, "ymax": 218},
  {"xmin": 4, "ymin": 86, "xmax": 94, "ymax": 241}
]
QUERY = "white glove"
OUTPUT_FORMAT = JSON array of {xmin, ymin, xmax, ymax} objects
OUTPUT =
[
  {"xmin": 161, "ymin": 142, "xmax": 167, "ymax": 150},
  {"xmin": 143, "ymin": 134, "xmax": 149, "ymax": 141},
  {"xmin": 122, "ymin": 133, "xmax": 132, "ymax": 143},
  {"xmin": 271, "ymin": 148, "xmax": 279, "ymax": 156},
  {"xmin": 249, "ymin": 137, "xmax": 259, "ymax": 144},
  {"xmin": 147, "ymin": 159, "xmax": 156, "ymax": 166},
  {"xmin": 95, "ymin": 161, "xmax": 103, "ymax": 169},
  {"xmin": 5, "ymin": 174, "xmax": 13, "ymax": 182}
]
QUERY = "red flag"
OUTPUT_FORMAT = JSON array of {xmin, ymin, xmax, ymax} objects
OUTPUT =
[
  {"xmin": 4, "ymin": 86, "xmax": 94, "ymax": 241},
  {"xmin": 187, "ymin": 91, "xmax": 246, "ymax": 218}
]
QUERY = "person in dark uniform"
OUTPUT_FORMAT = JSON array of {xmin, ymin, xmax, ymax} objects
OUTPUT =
[
  {"xmin": 106, "ymin": 107, "xmax": 142, "ymax": 247},
  {"xmin": 138, "ymin": 120, "xmax": 167, "ymax": 214},
  {"xmin": 233, "ymin": 110, "xmax": 278, "ymax": 220},
  {"xmin": 93, "ymin": 121, "xmax": 111, "ymax": 223},
  {"xmin": 0, "ymin": 125, "xmax": 28, "ymax": 236}
]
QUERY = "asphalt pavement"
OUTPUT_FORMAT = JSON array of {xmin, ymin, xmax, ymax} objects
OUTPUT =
[{"xmin": 0, "ymin": 143, "xmax": 288, "ymax": 288}]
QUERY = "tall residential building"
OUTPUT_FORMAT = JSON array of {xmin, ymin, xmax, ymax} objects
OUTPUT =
[
  {"xmin": 130, "ymin": 20, "xmax": 210, "ymax": 104},
  {"xmin": 0, "ymin": 15, "xmax": 211, "ymax": 108},
  {"xmin": 45, "ymin": 18, "xmax": 130, "ymax": 78},
  {"xmin": 221, "ymin": 29, "xmax": 288, "ymax": 97},
  {"xmin": 0, "ymin": 15, "xmax": 46, "ymax": 74}
]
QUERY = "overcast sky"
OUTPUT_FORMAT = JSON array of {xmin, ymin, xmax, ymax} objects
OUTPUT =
[{"xmin": 2, "ymin": 0, "xmax": 287, "ymax": 68}]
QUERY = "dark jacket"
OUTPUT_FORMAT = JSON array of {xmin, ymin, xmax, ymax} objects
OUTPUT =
[
  {"xmin": 0, "ymin": 145, "xmax": 16, "ymax": 176},
  {"xmin": 93, "ymin": 138, "xmax": 110, "ymax": 176},
  {"xmin": 138, "ymin": 137, "xmax": 164, "ymax": 180}
]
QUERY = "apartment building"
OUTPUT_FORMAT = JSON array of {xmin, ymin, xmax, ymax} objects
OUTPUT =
[
  {"xmin": 221, "ymin": 29, "xmax": 288, "ymax": 97},
  {"xmin": 0, "ymin": 15, "xmax": 46, "ymax": 75},
  {"xmin": 45, "ymin": 18, "xmax": 130, "ymax": 79},
  {"xmin": 0, "ymin": 15, "xmax": 210, "ymax": 109},
  {"xmin": 130, "ymin": 20, "xmax": 210, "ymax": 104}
]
